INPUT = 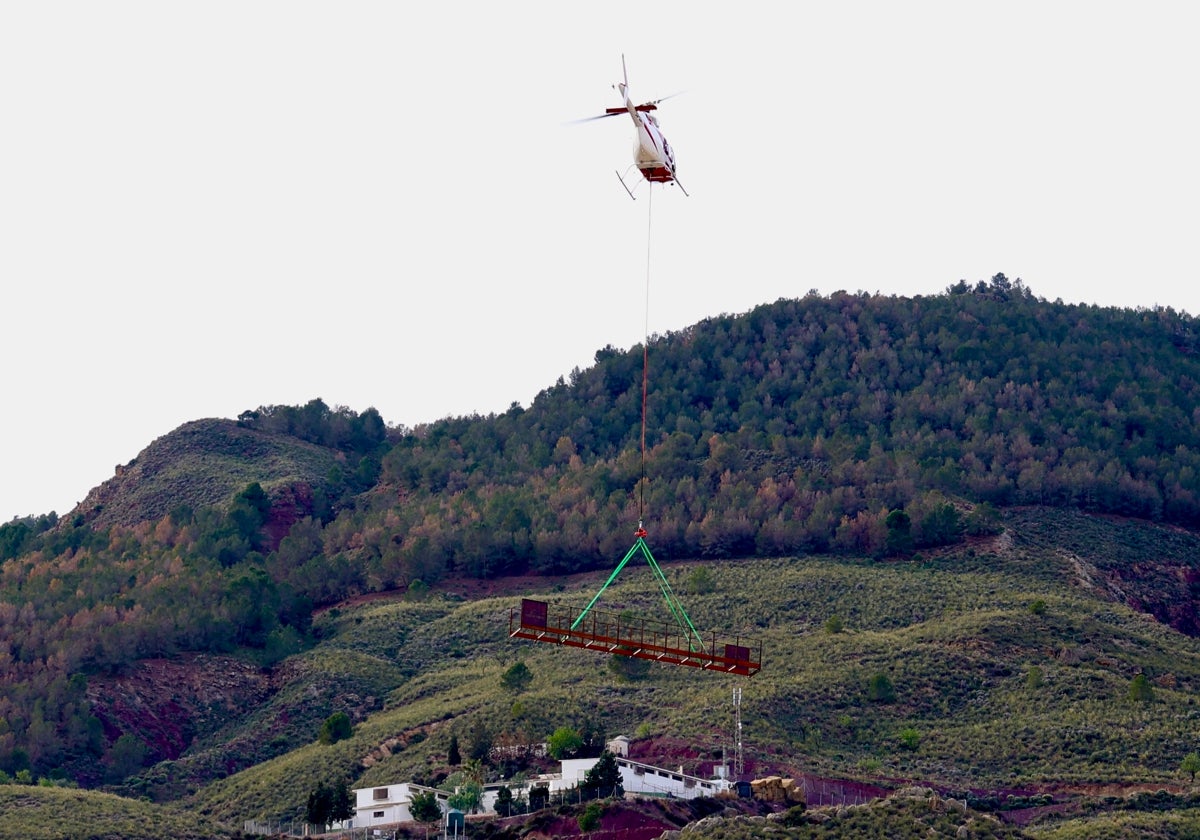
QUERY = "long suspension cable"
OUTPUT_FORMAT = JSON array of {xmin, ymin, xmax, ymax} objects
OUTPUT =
[{"xmin": 638, "ymin": 185, "xmax": 653, "ymax": 533}]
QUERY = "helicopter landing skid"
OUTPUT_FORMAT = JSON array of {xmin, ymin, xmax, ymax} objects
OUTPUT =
[{"xmin": 615, "ymin": 169, "xmax": 638, "ymax": 200}]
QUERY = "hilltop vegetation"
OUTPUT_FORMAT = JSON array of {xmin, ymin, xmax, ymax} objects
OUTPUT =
[
  {"xmin": 359, "ymin": 275, "xmax": 1200, "ymax": 589},
  {"xmin": 4, "ymin": 279, "xmax": 1200, "ymax": 837},
  {"xmin": 72, "ymin": 415, "xmax": 374, "ymax": 532}
]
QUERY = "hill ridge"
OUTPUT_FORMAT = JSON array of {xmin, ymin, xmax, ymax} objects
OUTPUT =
[{"xmin": 74, "ymin": 417, "xmax": 345, "ymax": 530}]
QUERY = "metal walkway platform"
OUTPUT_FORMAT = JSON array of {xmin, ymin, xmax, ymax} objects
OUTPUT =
[{"xmin": 508, "ymin": 598, "xmax": 761, "ymax": 677}]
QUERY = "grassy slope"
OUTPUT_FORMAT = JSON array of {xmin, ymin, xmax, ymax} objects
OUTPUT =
[
  {"xmin": 1025, "ymin": 807, "xmax": 1200, "ymax": 840},
  {"xmin": 182, "ymin": 510, "xmax": 1200, "ymax": 833},
  {"xmin": 638, "ymin": 789, "xmax": 1200, "ymax": 840},
  {"xmin": 0, "ymin": 786, "xmax": 238, "ymax": 840}
]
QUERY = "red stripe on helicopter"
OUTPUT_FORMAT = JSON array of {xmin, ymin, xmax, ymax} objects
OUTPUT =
[{"xmin": 639, "ymin": 165, "xmax": 674, "ymax": 183}]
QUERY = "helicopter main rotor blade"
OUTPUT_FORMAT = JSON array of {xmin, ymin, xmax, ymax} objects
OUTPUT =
[
  {"xmin": 565, "ymin": 112, "xmax": 624, "ymax": 125},
  {"xmin": 644, "ymin": 91, "xmax": 685, "ymax": 107}
]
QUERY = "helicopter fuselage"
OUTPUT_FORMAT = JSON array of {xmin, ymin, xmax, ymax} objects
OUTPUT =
[
  {"xmin": 630, "ymin": 110, "xmax": 675, "ymax": 183},
  {"xmin": 617, "ymin": 82, "xmax": 676, "ymax": 184}
]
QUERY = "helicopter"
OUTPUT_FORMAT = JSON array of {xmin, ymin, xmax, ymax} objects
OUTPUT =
[{"xmin": 576, "ymin": 55, "xmax": 687, "ymax": 198}]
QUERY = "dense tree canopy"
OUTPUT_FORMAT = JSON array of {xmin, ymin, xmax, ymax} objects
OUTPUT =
[{"xmin": 365, "ymin": 278, "xmax": 1200, "ymax": 581}]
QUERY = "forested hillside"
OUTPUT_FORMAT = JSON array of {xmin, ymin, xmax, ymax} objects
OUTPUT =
[
  {"xmin": 3, "ymin": 276, "xmax": 1200, "ymax": 792},
  {"xmin": 362, "ymin": 274, "xmax": 1200, "ymax": 581}
]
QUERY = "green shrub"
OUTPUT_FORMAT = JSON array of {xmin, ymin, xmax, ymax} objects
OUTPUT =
[
  {"xmin": 687, "ymin": 566, "xmax": 716, "ymax": 594},
  {"xmin": 781, "ymin": 803, "xmax": 808, "ymax": 826},
  {"xmin": 578, "ymin": 801, "xmax": 602, "ymax": 832},
  {"xmin": 1130, "ymin": 673, "xmax": 1155, "ymax": 703},
  {"xmin": 964, "ymin": 502, "xmax": 1004, "ymax": 536},
  {"xmin": 501, "ymin": 661, "xmax": 533, "ymax": 691},
  {"xmin": 867, "ymin": 673, "xmax": 896, "ymax": 703},
  {"xmin": 317, "ymin": 712, "xmax": 352, "ymax": 745},
  {"xmin": 1181, "ymin": 752, "xmax": 1200, "ymax": 783}
]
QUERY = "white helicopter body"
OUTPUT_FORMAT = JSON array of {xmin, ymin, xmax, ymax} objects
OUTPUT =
[{"xmin": 614, "ymin": 81, "xmax": 677, "ymax": 186}]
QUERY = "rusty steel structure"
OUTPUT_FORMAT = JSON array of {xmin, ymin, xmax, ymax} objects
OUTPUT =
[{"xmin": 509, "ymin": 597, "xmax": 762, "ymax": 677}]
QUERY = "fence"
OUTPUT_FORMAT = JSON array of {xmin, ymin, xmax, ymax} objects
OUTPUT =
[
  {"xmin": 244, "ymin": 822, "xmax": 399, "ymax": 839},
  {"xmin": 795, "ymin": 775, "xmax": 888, "ymax": 807}
]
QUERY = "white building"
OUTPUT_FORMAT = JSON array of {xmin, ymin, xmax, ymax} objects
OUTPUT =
[
  {"xmin": 613, "ymin": 755, "xmax": 729, "ymax": 799},
  {"xmin": 353, "ymin": 782, "xmax": 449, "ymax": 826},
  {"xmin": 606, "ymin": 735, "xmax": 630, "ymax": 757},
  {"xmin": 348, "ymin": 742, "xmax": 731, "ymax": 829}
]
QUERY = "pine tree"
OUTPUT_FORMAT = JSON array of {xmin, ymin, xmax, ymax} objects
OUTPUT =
[
  {"xmin": 306, "ymin": 781, "xmax": 333, "ymax": 828},
  {"xmin": 494, "ymin": 785, "xmax": 514, "ymax": 816},
  {"xmin": 410, "ymin": 790, "xmax": 442, "ymax": 824},
  {"xmin": 582, "ymin": 751, "xmax": 623, "ymax": 799},
  {"xmin": 331, "ymin": 779, "xmax": 353, "ymax": 824}
]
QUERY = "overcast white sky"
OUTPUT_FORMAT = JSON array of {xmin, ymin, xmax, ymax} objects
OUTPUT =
[{"xmin": 2, "ymin": 2, "xmax": 1198, "ymax": 522}]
